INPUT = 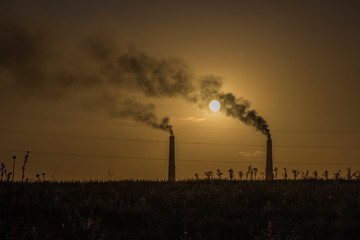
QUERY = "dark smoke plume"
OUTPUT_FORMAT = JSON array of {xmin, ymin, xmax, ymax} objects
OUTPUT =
[
  {"xmin": 0, "ymin": 22, "xmax": 270, "ymax": 137},
  {"xmin": 114, "ymin": 99, "xmax": 173, "ymax": 135},
  {"xmin": 87, "ymin": 43, "xmax": 196, "ymax": 101},
  {"xmin": 0, "ymin": 23, "xmax": 195, "ymax": 133},
  {"xmin": 0, "ymin": 23, "xmax": 196, "ymax": 101},
  {"xmin": 87, "ymin": 93, "xmax": 173, "ymax": 135},
  {"xmin": 200, "ymin": 75, "xmax": 271, "ymax": 139}
]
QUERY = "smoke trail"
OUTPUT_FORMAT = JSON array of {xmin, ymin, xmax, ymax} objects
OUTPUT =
[
  {"xmin": 87, "ymin": 93, "xmax": 173, "ymax": 135},
  {"xmin": 85, "ymin": 42, "xmax": 197, "ymax": 101},
  {"xmin": 0, "ymin": 23, "xmax": 197, "ymax": 101},
  {"xmin": 0, "ymin": 23, "xmax": 193, "ymax": 133},
  {"xmin": 0, "ymin": 24, "xmax": 48, "ymax": 92},
  {"xmin": 0, "ymin": 22, "xmax": 269, "ymax": 137},
  {"xmin": 200, "ymin": 75, "xmax": 271, "ymax": 139},
  {"xmin": 115, "ymin": 99, "xmax": 173, "ymax": 134},
  {"xmin": 0, "ymin": 23, "xmax": 103, "ymax": 98}
]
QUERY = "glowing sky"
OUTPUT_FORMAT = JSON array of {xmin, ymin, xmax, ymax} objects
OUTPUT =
[{"xmin": 1, "ymin": 1, "xmax": 360, "ymax": 180}]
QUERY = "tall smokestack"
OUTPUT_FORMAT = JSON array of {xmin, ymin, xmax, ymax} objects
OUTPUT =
[
  {"xmin": 168, "ymin": 134, "xmax": 175, "ymax": 182},
  {"xmin": 266, "ymin": 137, "xmax": 273, "ymax": 180}
]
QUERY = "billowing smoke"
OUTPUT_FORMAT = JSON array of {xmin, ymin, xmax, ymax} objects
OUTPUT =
[
  {"xmin": 0, "ymin": 22, "xmax": 269, "ymax": 137},
  {"xmin": 200, "ymin": 75, "xmax": 271, "ymax": 139},
  {"xmin": 0, "ymin": 23, "xmax": 196, "ymax": 99},
  {"xmin": 83, "ymin": 92, "xmax": 173, "ymax": 134},
  {"xmin": 109, "ymin": 99, "xmax": 173, "ymax": 135},
  {"xmin": 0, "ymin": 23, "xmax": 194, "ymax": 134},
  {"xmin": 85, "ymin": 41, "xmax": 197, "ymax": 101}
]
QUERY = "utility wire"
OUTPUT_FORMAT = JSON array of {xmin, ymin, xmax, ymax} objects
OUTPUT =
[
  {"xmin": 0, "ymin": 111, "xmax": 135, "ymax": 126},
  {"xmin": 0, "ymin": 149, "xmax": 359, "ymax": 166},
  {"xmin": 1, "ymin": 129, "xmax": 360, "ymax": 149},
  {"xmin": 0, "ymin": 129, "xmax": 167, "ymax": 144},
  {"xmin": 1, "ymin": 111, "xmax": 360, "ymax": 133}
]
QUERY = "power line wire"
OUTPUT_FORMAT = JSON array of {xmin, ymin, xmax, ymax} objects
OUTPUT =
[
  {"xmin": 0, "ymin": 149, "xmax": 359, "ymax": 166},
  {"xmin": 0, "ymin": 129, "xmax": 167, "ymax": 144},
  {"xmin": 1, "ymin": 111, "xmax": 360, "ymax": 133},
  {"xmin": 0, "ymin": 111, "xmax": 136, "ymax": 126},
  {"xmin": 2, "ymin": 129, "xmax": 360, "ymax": 149}
]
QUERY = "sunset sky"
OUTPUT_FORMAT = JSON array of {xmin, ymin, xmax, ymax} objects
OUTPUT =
[{"xmin": 1, "ymin": 1, "xmax": 360, "ymax": 180}]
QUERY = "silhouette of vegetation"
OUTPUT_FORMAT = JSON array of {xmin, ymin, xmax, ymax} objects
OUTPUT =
[
  {"xmin": 246, "ymin": 165, "xmax": 252, "ymax": 180},
  {"xmin": 334, "ymin": 169, "xmax": 341, "ymax": 180},
  {"xmin": 194, "ymin": 173, "xmax": 199, "ymax": 180},
  {"xmin": 1, "ymin": 152, "xmax": 360, "ymax": 239},
  {"xmin": 216, "ymin": 169, "xmax": 223, "ymax": 179},
  {"xmin": 204, "ymin": 171, "xmax": 213, "ymax": 180},
  {"xmin": 273, "ymin": 167, "xmax": 278, "ymax": 180},
  {"xmin": 11, "ymin": 156, "xmax": 16, "ymax": 182},
  {"xmin": 238, "ymin": 171, "xmax": 244, "ymax": 180},
  {"xmin": 253, "ymin": 167, "xmax": 258, "ymax": 180},
  {"xmin": 292, "ymin": 170, "xmax": 300, "ymax": 180},
  {"xmin": 0, "ymin": 163, "xmax": 5, "ymax": 182},
  {"xmin": 198, "ymin": 167, "xmax": 360, "ymax": 181},
  {"xmin": 323, "ymin": 170, "xmax": 329, "ymax": 180},
  {"xmin": 282, "ymin": 168, "xmax": 288, "ymax": 180},
  {"xmin": 228, "ymin": 168, "xmax": 234, "ymax": 180},
  {"xmin": 301, "ymin": 170, "xmax": 309, "ymax": 180},
  {"xmin": 1, "ymin": 162, "xmax": 13, "ymax": 183},
  {"xmin": 313, "ymin": 170, "xmax": 318, "ymax": 180},
  {"xmin": 21, "ymin": 151, "xmax": 30, "ymax": 183},
  {"xmin": 1, "ymin": 180, "xmax": 359, "ymax": 239}
]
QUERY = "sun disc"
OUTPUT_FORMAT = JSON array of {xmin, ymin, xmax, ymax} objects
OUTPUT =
[{"xmin": 209, "ymin": 100, "xmax": 220, "ymax": 112}]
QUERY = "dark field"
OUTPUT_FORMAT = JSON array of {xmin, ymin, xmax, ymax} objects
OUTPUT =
[{"xmin": 1, "ymin": 180, "xmax": 360, "ymax": 240}]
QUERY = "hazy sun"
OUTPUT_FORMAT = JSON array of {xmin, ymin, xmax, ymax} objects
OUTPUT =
[{"xmin": 209, "ymin": 100, "xmax": 220, "ymax": 112}]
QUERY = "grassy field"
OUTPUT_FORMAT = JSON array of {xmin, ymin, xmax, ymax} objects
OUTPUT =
[{"xmin": 1, "ymin": 180, "xmax": 360, "ymax": 240}]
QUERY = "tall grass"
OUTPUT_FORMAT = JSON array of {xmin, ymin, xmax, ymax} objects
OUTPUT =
[
  {"xmin": 21, "ymin": 151, "xmax": 30, "ymax": 183},
  {"xmin": 11, "ymin": 155, "xmax": 16, "ymax": 182},
  {"xmin": 197, "ymin": 165, "xmax": 360, "ymax": 181},
  {"xmin": 1, "ymin": 180, "xmax": 359, "ymax": 239}
]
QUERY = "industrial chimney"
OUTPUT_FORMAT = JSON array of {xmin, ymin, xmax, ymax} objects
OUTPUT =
[
  {"xmin": 265, "ymin": 137, "xmax": 273, "ymax": 180},
  {"xmin": 168, "ymin": 130, "xmax": 175, "ymax": 182}
]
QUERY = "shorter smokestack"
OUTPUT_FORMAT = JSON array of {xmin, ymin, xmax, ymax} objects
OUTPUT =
[
  {"xmin": 168, "ymin": 135, "xmax": 175, "ymax": 182},
  {"xmin": 265, "ymin": 138, "xmax": 273, "ymax": 180}
]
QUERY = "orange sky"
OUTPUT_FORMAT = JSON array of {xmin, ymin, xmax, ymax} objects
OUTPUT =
[{"xmin": 1, "ymin": 1, "xmax": 360, "ymax": 180}]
